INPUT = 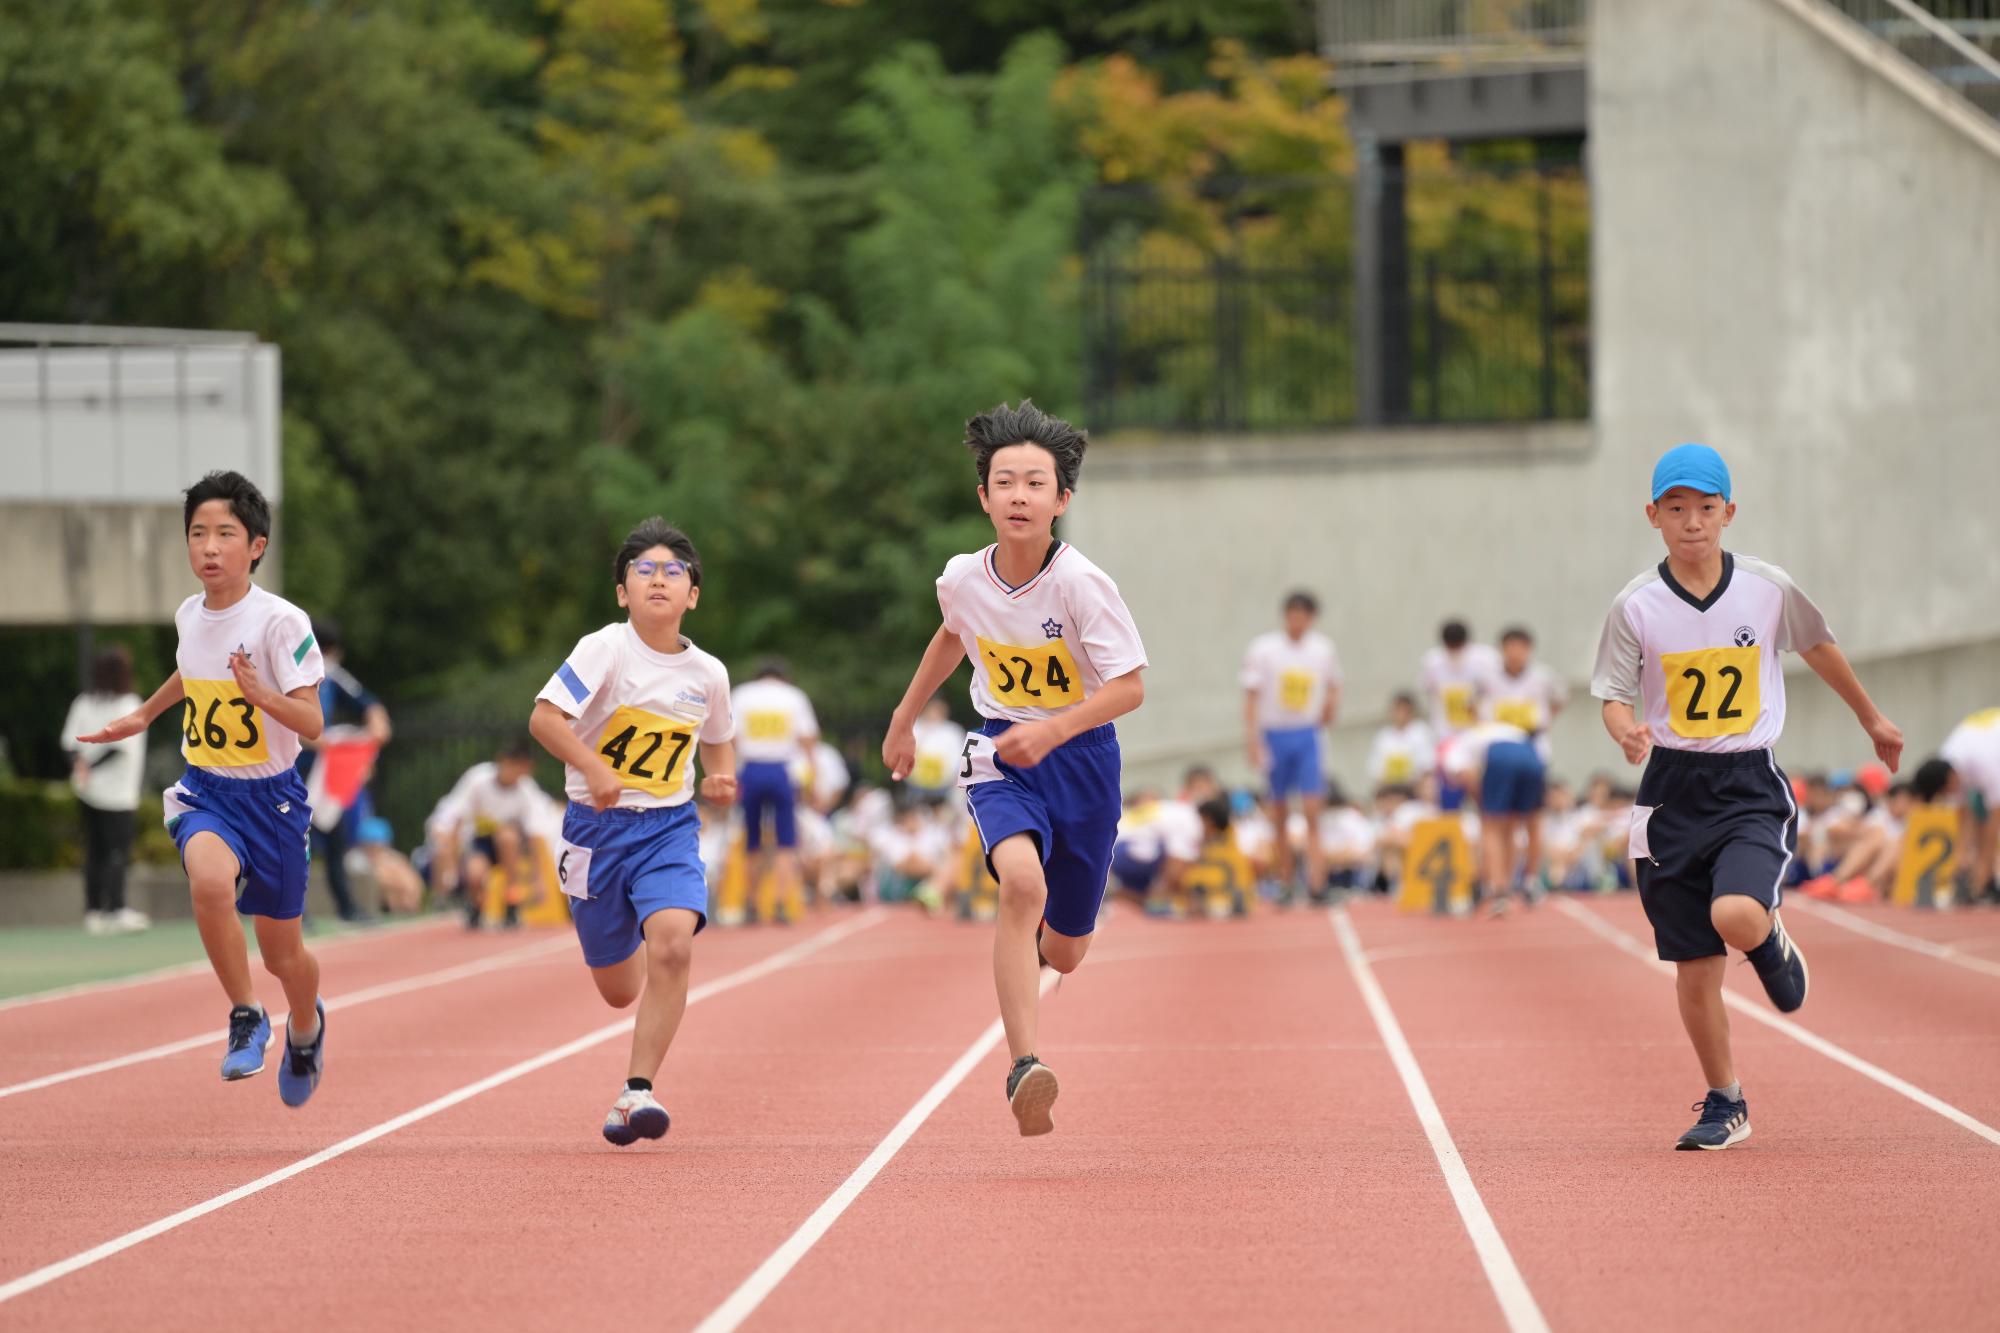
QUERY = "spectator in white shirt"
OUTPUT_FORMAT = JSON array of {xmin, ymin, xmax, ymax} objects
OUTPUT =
[{"xmin": 61, "ymin": 646, "xmax": 149, "ymax": 934}]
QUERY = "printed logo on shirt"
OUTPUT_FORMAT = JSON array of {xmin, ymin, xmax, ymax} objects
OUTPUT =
[
  {"xmin": 1733, "ymin": 626, "xmax": 1758, "ymax": 648},
  {"xmin": 1041, "ymin": 618, "xmax": 1063, "ymax": 640}
]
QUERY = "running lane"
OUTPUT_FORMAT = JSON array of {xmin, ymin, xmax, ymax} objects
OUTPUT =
[
  {"xmin": 743, "ymin": 909, "xmax": 1513, "ymax": 1332},
  {"xmin": 1354, "ymin": 893, "xmax": 2000, "ymax": 1332}
]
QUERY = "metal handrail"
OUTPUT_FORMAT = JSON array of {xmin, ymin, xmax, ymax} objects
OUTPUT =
[
  {"xmin": 0, "ymin": 323, "xmax": 256, "ymax": 347},
  {"xmin": 1817, "ymin": 0, "xmax": 2000, "ymax": 116},
  {"xmin": 1319, "ymin": 0, "xmax": 1589, "ymax": 71}
]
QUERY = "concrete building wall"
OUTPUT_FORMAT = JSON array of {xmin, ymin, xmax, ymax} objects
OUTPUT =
[{"xmin": 1065, "ymin": 0, "xmax": 2000, "ymax": 791}]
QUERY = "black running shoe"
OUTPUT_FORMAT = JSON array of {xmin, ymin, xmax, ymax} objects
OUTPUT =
[{"xmin": 1006, "ymin": 1055, "xmax": 1058, "ymax": 1137}]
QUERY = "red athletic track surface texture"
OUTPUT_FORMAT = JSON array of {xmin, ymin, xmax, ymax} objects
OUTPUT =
[{"xmin": 2, "ymin": 897, "xmax": 1997, "ymax": 1332}]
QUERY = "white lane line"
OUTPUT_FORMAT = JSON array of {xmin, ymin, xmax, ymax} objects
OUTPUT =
[
  {"xmin": 0, "ymin": 916, "xmax": 456, "ymax": 1014},
  {"xmin": 1331, "ymin": 907, "xmax": 1551, "ymax": 1333},
  {"xmin": 0, "ymin": 935, "xmax": 577, "ymax": 1101},
  {"xmin": 1784, "ymin": 898, "xmax": 2000, "ymax": 979},
  {"xmin": 0, "ymin": 908, "xmax": 887, "ymax": 1307},
  {"xmin": 694, "ymin": 969, "xmax": 1061, "ymax": 1333},
  {"xmin": 1553, "ymin": 898, "xmax": 2000, "ymax": 1149}
]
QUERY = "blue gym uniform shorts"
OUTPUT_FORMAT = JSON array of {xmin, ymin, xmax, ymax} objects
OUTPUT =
[
  {"xmin": 1262, "ymin": 725, "xmax": 1326, "ymax": 800},
  {"xmin": 738, "ymin": 759, "xmax": 798, "ymax": 851},
  {"xmin": 165, "ymin": 766, "xmax": 314, "ymax": 919},
  {"xmin": 966, "ymin": 719, "xmax": 1122, "ymax": 939},
  {"xmin": 1632, "ymin": 747, "xmax": 1797, "ymax": 962},
  {"xmin": 1478, "ymin": 740, "xmax": 1546, "ymax": 816},
  {"xmin": 560, "ymin": 801, "xmax": 709, "ymax": 967}
]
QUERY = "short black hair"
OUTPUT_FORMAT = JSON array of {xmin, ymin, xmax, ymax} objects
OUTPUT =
[
  {"xmin": 615, "ymin": 517, "xmax": 701, "ymax": 590},
  {"xmin": 1501, "ymin": 626, "xmax": 1534, "ymax": 646},
  {"xmin": 1196, "ymin": 794, "xmax": 1233, "ymax": 835},
  {"xmin": 312, "ymin": 618, "xmax": 344, "ymax": 657},
  {"xmin": 964, "ymin": 400, "xmax": 1087, "ymax": 493},
  {"xmin": 755, "ymin": 657, "xmax": 791, "ymax": 682},
  {"xmin": 1912, "ymin": 757, "xmax": 1955, "ymax": 803},
  {"xmin": 499, "ymin": 736, "xmax": 535, "ymax": 764},
  {"xmin": 1284, "ymin": 591, "xmax": 1318, "ymax": 616},
  {"xmin": 1391, "ymin": 691, "xmax": 1418, "ymax": 711},
  {"xmin": 1182, "ymin": 764, "xmax": 1215, "ymax": 789},
  {"xmin": 1440, "ymin": 620, "xmax": 1469, "ymax": 649},
  {"xmin": 90, "ymin": 644, "xmax": 133, "ymax": 696},
  {"xmin": 183, "ymin": 471, "xmax": 272, "ymax": 571}
]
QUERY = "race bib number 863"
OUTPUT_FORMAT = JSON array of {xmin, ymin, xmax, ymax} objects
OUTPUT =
[{"xmin": 182, "ymin": 678, "xmax": 269, "ymax": 767}]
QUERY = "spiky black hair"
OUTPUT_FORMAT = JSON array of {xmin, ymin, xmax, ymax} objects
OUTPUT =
[{"xmin": 963, "ymin": 400, "xmax": 1087, "ymax": 493}]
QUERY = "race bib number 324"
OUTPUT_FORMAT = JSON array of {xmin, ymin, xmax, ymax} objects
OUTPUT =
[{"xmin": 975, "ymin": 635, "xmax": 1083, "ymax": 708}]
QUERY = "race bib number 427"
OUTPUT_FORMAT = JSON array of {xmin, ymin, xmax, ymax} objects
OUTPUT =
[
  {"xmin": 975, "ymin": 635, "xmax": 1083, "ymax": 708},
  {"xmin": 595, "ymin": 705, "xmax": 696, "ymax": 798},
  {"xmin": 181, "ymin": 678, "xmax": 270, "ymax": 767}
]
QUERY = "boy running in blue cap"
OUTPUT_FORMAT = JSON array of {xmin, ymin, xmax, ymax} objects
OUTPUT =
[
  {"xmin": 882, "ymin": 401, "xmax": 1147, "ymax": 1136},
  {"xmin": 1591, "ymin": 443, "xmax": 1902, "ymax": 1150}
]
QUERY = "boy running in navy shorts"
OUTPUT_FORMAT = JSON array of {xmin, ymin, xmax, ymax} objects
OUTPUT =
[
  {"xmin": 1592, "ymin": 444, "xmax": 1902, "ymax": 1150},
  {"xmin": 529, "ymin": 519, "xmax": 738, "ymax": 1146},
  {"xmin": 883, "ymin": 402, "xmax": 1147, "ymax": 1136},
  {"xmin": 78, "ymin": 472, "xmax": 330, "ymax": 1105}
]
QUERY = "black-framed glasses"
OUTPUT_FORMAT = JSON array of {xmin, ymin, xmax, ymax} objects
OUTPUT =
[{"xmin": 631, "ymin": 558, "xmax": 689, "ymax": 581}]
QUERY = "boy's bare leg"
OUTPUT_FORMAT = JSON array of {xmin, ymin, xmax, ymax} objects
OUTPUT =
[
  {"xmin": 253, "ymin": 916, "xmax": 322, "ymax": 1039},
  {"xmin": 1300, "ymin": 794, "xmax": 1327, "ymax": 896},
  {"xmin": 628, "ymin": 908, "xmax": 698, "ymax": 1083},
  {"xmin": 1674, "ymin": 956, "xmax": 1735, "ymax": 1088},
  {"xmin": 992, "ymin": 834, "xmax": 1049, "ymax": 1061},
  {"xmin": 185, "ymin": 833, "xmax": 256, "ymax": 1007}
]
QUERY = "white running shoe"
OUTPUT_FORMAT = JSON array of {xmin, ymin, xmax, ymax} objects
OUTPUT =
[
  {"xmin": 112, "ymin": 907, "xmax": 152, "ymax": 933},
  {"xmin": 602, "ymin": 1086, "xmax": 670, "ymax": 1146},
  {"xmin": 83, "ymin": 911, "xmax": 111, "ymax": 935}
]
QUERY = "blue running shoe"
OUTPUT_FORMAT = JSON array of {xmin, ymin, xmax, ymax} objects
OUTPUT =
[
  {"xmin": 603, "ymin": 1087, "xmax": 669, "ymax": 1146},
  {"xmin": 1675, "ymin": 1091, "xmax": 1751, "ymax": 1150},
  {"xmin": 1746, "ymin": 911, "xmax": 1809, "ymax": 1012},
  {"xmin": 221, "ymin": 1005, "xmax": 271, "ymax": 1080},
  {"xmin": 277, "ymin": 999, "xmax": 325, "ymax": 1108}
]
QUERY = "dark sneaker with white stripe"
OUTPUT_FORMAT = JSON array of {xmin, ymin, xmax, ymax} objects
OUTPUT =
[
  {"xmin": 1746, "ymin": 911, "xmax": 1809, "ymax": 1012},
  {"xmin": 1675, "ymin": 1091, "xmax": 1751, "ymax": 1150},
  {"xmin": 1006, "ymin": 1055, "xmax": 1058, "ymax": 1137}
]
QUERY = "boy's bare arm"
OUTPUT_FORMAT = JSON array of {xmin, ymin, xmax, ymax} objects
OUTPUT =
[
  {"xmin": 1602, "ymin": 698, "xmax": 1651, "ymax": 766},
  {"xmin": 884, "ymin": 624, "xmax": 968, "ymax": 779},
  {"xmin": 76, "ymin": 672, "xmax": 184, "ymax": 743}
]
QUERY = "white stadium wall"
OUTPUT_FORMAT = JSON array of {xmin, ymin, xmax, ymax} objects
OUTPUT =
[{"xmin": 1065, "ymin": 0, "xmax": 2000, "ymax": 791}]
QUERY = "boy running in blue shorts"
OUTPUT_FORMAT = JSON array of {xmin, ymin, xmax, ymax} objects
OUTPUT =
[
  {"xmin": 883, "ymin": 402, "xmax": 1147, "ymax": 1136},
  {"xmin": 78, "ymin": 472, "xmax": 330, "ymax": 1105},
  {"xmin": 529, "ymin": 519, "xmax": 738, "ymax": 1146},
  {"xmin": 1592, "ymin": 444, "xmax": 1902, "ymax": 1150}
]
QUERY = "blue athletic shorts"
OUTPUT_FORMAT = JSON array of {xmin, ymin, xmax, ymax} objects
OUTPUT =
[
  {"xmin": 164, "ymin": 766, "xmax": 314, "ymax": 919},
  {"xmin": 1110, "ymin": 843, "xmax": 1162, "ymax": 894},
  {"xmin": 1263, "ymin": 726, "xmax": 1326, "ymax": 800},
  {"xmin": 1479, "ymin": 740, "xmax": 1546, "ymax": 815},
  {"xmin": 738, "ymin": 760, "xmax": 797, "ymax": 851},
  {"xmin": 559, "ymin": 801, "xmax": 708, "ymax": 968},
  {"xmin": 966, "ymin": 720, "xmax": 1122, "ymax": 939},
  {"xmin": 1634, "ymin": 747, "xmax": 1796, "ymax": 961}
]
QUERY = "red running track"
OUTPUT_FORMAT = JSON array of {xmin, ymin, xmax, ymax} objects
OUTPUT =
[{"xmin": 2, "ymin": 895, "xmax": 1997, "ymax": 1331}]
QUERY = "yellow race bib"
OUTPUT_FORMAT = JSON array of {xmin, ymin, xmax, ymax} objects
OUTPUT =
[
  {"xmin": 1492, "ymin": 698, "xmax": 1541, "ymax": 732},
  {"xmin": 1382, "ymin": 753, "xmax": 1414, "ymax": 785},
  {"xmin": 595, "ymin": 705, "xmax": 697, "ymax": 798},
  {"xmin": 1278, "ymin": 668, "xmax": 1315, "ymax": 714},
  {"xmin": 181, "ymin": 678, "xmax": 270, "ymax": 767},
  {"xmin": 744, "ymin": 710, "xmax": 790, "ymax": 743},
  {"xmin": 911, "ymin": 752, "xmax": 948, "ymax": 789},
  {"xmin": 975, "ymin": 635, "xmax": 1084, "ymax": 708},
  {"xmin": 1661, "ymin": 645, "xmax": 1760, "ymax": 738},
  {"xmin": 1441, "ymin": 683, "xmax": 1476, "ymax": 730}
]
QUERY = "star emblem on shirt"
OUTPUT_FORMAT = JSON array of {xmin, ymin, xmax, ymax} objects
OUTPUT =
[{"xmin": 1041, "ymin": 618, "xmax": 1063, "ymax": 640}]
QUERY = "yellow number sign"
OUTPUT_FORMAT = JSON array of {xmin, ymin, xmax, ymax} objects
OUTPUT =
[
  {"xmin": 975, "ymin": 635, "xmax": 1083, "ymax": 707},
  {"xmin": 595, "ymin": 705, "xmax": 696, "ymax": 799},
  {"xmin": 1891, "ymin": 806, "xmax": 1958, "ymax": 909},
  {"xmin": 181, "ymin": 678, "xmax": 270, "ymax": 767},
  {"xmin": 1401, "ymin": 816, "xmax": 1474, "ymax": 915},
  {"xmin": 1661, "ymin": 646, "xmax": 1759, "ymax": 738}
]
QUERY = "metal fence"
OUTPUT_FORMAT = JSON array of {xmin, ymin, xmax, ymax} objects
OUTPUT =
[
  {"xmin": 1319, "ymin": 0, "xmax": 1589, "ymax": 75},
  {"xmin": 1819, "ymin": 0, "xmax": 2000, "ymax": 120}
]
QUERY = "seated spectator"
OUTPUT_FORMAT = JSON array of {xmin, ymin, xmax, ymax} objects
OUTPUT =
[{"xmin": 1368, "ymin": 691, "xmax": 1436, "ymax": 790}]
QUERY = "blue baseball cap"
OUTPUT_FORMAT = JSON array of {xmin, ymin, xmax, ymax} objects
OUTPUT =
[{"xmin": 1650, "ymin": 443, "xmax": 1731, "ymax": 502}]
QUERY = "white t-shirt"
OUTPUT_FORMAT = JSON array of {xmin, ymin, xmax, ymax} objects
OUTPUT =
[
  {"xmin": 429, "ymin": 762, "xmax": 549, "ymax": 840},
  {"xmin": 1476, "ymin": 660, "xmax": 1569, "ymax": 735},
  {"xmin": 1368, "ymin": 721, "xmax": 1436, "ymax": 788},
  {"xmin": 537, "ymin": 623, "xmax": 734, "ymax": 809},
  {"xmin": 172, "ymin": 585, "xmax": 324, "ymax": 780},
  {"xmin": 62, "ymin": 692, "xmax": 145, "ymax": 811},
  {"xmin": 1940, "ymin": 708, "xmax": 2000, "ymax": 803},
  {"xmin": 1319, "ymin": 805, "xmax": 1376, "ymax": 859},
  {"xmin": 909, "ymin": 715, "xmax": 969, "ymax": 791},
  {"xmin": 870, "ymin": 818, "xmax": 950, "ymax": 872},
  {"xmin": 1420, "ymin": 643, "xmax": 1502, "ymax": 736},
  {"xmin": 1592, "ymin": 552, "xmax": 1834, "ymax": 755},
  {"xmin": 799, "ymin": 740, "xmax": 850, "ymax": 809},
  {"xmin": 937, "ymin": 542, "xmax": 1147, "ymax": 724},
  {"xmin": 730, "ymin": 677, "xmax": 818, "ymax": 766},
  {"xmin": 1119, "ymin": 798, "xmax": 1204, "ymax": 864},
  {"xmin": 1241, "ymin": 630, "xmax": 1343, "ymax": 731}
]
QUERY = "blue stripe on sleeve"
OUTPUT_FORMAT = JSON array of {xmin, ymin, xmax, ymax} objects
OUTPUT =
[{"xmin": 557, "ymin": 662, "xmax": 591, "ymax": 704}]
